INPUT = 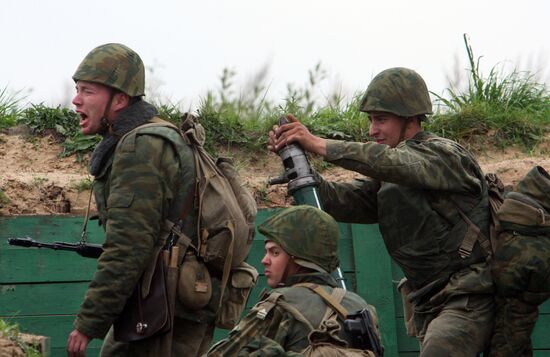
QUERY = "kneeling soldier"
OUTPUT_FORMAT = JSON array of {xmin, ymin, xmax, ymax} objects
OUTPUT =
[{"xmin": 205, "ymin": 205, "xmax": 381, "ymax": 356}]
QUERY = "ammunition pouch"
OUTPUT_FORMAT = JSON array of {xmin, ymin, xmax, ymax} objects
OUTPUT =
[{"xmin": 215, "ymin": 261, "xmax": 259, "ymax": 329}]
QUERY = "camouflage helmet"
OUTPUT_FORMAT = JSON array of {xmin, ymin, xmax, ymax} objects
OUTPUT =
[
  {"xmin": 359, "ymin": 67, "xmax": 432, "ymax": 117},
  {"xmin": 258, "ymin": 205, "xmax": 340, "ymax": 273},
  {"xmin": 73, "ymin": 43, "xmax": 145, "ymax": 97}
]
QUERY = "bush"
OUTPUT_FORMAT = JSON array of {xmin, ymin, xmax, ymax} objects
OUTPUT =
[{"xmin": 16, "ymin": 104, "xmax": 100, "ymax": 158}]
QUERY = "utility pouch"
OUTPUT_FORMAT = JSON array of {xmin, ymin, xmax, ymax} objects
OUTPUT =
[
  {"xmin": 215, "ymin": 261, "xmax": 258, "ymax": 329},
  {"xmin": 114, "ymin": 252, "xmax": 171, "ymax": 342},
  {"xmin": 177, "ymin": 251, "xmax": 212, "ymax": 310},
  {"xmin": 397, "ymin": 277, "xmax": 416, "ymax": 337}
]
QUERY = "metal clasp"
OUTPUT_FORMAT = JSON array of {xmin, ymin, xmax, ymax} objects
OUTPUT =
[{"xmin": 136, "ymin": 322, "xmax": 148, "ymax": 335}]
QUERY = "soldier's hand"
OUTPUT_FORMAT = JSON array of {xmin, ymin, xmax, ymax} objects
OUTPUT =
[
  {"xmin": 267, "ymin": 124, "xmax": 280, "ymax": 153},
  {"xmin": 67, "ymin": 329, "xmax": 91, "ymax": 357},
  {"xmin": 268, "ymin": 114, "xmax": 327, "ymax": 156}
]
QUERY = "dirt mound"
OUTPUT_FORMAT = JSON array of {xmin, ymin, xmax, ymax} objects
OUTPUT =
[
  {"xmin": 1, "ymin": 132, "xmax": 549, "ymax": 216},
  {"xmin": 0, "ymin": 337, "xmax": 25, "ymax": 357}
]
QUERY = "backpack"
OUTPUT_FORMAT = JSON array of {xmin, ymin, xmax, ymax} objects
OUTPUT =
[
  {"xmin": 278, "ymin": 283, "xmax": 381, "ymax": 357},
  {"xmin": 495, "ymin": 165, "xmax": 550, "ymax": 235},
  {"xmin": 140, "ymin": 115, "xmax": 258, "ymax": 327},
  {"xmin": 451, "ymin": 167, "xmax": 549, "ymax": 260},
  {"xmin": 178, "ymin": 113, "xmax": 257, "ymax": 273},
  {"xmin": 143, "ymin": 115, "xmax": 256, "ymax": 272},
  {"xmin": 179, "ymin": 114, "xmax": 258, "ymax": 327},
  {"xmin": 488, "ymin": 166, "xmax": 550, "ymax": 355}
]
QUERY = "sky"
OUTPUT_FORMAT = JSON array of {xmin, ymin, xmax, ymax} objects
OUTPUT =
[{"xmin": 1, "ymin": 0, "xmax": 548, "ymax": 110}]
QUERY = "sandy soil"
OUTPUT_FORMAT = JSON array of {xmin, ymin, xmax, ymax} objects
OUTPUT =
[{"xmin": 1, "ymin": 132, "xmax": 548, "ymax": 216}]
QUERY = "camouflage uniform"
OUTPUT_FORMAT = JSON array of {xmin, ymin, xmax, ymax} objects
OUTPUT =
[
  {"xmin": 205, "ymin": 206, "xmax": 375, "ymax": 356},
  {"xmin": 489, "ymin": 166, "xmax": 550, "ymax": 357},
  {"xmin": 316, "ymin": 68, "xmax": 495, "ymax": 356},
  {"xmin": 72, "ymin": 44, "xmax": 218, "ymax": 357}
]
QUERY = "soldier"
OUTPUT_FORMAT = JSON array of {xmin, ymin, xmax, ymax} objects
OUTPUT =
[
  {"xmin": 489, "ymin": 166, "xmax": 550, "ymax": 356},
  {"xmin": 205, "ymin": 205, "xmax": 378, "ymax": 356},
  {"xmin": 268, "ymin": 67, "xmax": 495, "ymax": 356},
  {"xmin": 66, "ymin": 43, "xmax": 218, "ymax": 357}
]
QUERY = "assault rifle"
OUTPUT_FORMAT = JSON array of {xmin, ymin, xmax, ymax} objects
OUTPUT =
[{"xmin": 7, "ymin": 237, "xmax": 103, "ymax": 259}]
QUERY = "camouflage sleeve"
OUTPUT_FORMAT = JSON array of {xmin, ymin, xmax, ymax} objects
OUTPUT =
[
  {"xmin": 206, "ymin": 304, "xmax": 304, "ymax": 357},
  {"xmin": 75, "ymin": 133, "xmax": 181, "ymax": 338},
  {"xmin": 317, "ymin": 174, "xmax": 380, "ymax": 224},
  {"xmin": 324, "ymin": 137, "xmax": 482, "ymax": 194}
]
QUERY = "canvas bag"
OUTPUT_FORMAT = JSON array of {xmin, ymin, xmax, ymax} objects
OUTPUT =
[
  {"xmin": 281, "ymin": 284, "xmax": 379, "ymax": 357},
  {"xmin": 127, "ymin": 115, "xmax": 258, "ymax": 329},
  {"xmin": 178, "ymin": 113, "xmax": 257, "ymax": 274},
  {"xmin": 159, "ymin": 114, "xmax": 258, "ymax": 328},
  {"xmin": 113, "ymin": 250, "xmax": 171, "ymax": 342}
]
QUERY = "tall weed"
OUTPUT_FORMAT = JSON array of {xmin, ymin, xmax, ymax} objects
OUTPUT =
[
  {"xmin": 0, "ymin": 86, "xmax": 25, "ymax": 129},
  {"xmin": 429, "ymin": 34, "xmax": 549, "ymax": 150}
]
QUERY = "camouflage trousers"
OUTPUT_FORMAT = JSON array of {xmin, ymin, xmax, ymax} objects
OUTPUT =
[
  {"xmin": 100, "ymin": 317, "xmax": 215, "ymax": 357},
  {"xmin": 414, "ymin": 294, "xmax": 494, "ymax": 357}
]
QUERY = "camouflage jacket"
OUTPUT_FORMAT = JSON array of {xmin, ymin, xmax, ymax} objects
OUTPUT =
[
  {"xmin": 205, "ymin": 273, "xmax": 370, "ymax": 357},
  {"xmin": 318, "ymin": 131, "xmax": 493, "ymax": 303},
  {"xmin": 74, "ymin": 101, "xmax": 217, "ymax": 339}
]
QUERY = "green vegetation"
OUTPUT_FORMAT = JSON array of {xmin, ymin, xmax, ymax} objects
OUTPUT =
[
  {"xmin": 17, "ymin": 104, "xmax": 100, "ymax": 158},
  {"xmin": 427, "ymin": 35, "xmax": 549, "ymax": 151},
  {"xmin": 71, "ymin": 178, "xmax": 93, "ymax": 192},
  {"xmin": 0, "ymin": 87, "xmax": 24, "ymax": 130},
  {"xmin": 0, "ymin": 189, "xmax": 11, "ymax": 206},
  {"xmin": 31, "ymin": 176, "xmax": 48, "ymax": 188},
  {"xmin": 0, "ymin": 319, "xmax": 42, "ymax": 357},
  {"xmin": 0, "ymin": 37, "xmax": 547, "ymax": 159}
]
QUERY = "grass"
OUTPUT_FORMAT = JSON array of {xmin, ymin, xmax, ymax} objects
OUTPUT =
[
  {"xmin": 0, "ymin": 189, "xmax": 11, "ymax": 206},
  {"xmin": 0, "ymin": 319, "xmax": 42, "ymax": 357},
  {"xmin": 0, "ymin": 37, "xmax": 547, "ymax": 159},
  {"xmin": 427, "ymin": 34, "xmax": 550, "ymax": 151},
  {"xmin": 71, "ymin": 178, "xmax": 93, "ymax": 192},
  {"xmin": 0, "ymin": 86, "xmax": 25, "ymax": 130},
  {"xmin": 31, "ymin": 177, "xmax": 48, "ymax": 188}
]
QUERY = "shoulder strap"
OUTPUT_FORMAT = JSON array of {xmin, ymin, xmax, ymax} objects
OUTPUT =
[
  {"xmin": 452, "ymin": 197, "xmax": 493, "ymax": 259},
  {"xmin": 258, "ymin": 292, "xmax": 315, "ymax": 331},
  {"xmin": 120, "ymin": 117, "xmax": 197, "ymax": 249},
  {"xmin": 423, "ymin": 137, "xmax": 498, "ymax": 259},
  {"xmin": 294, "ymin": 283, "xmax": 349, "ymax": 320},
  {"xmin": 134, "ymin": 118, "xmax": 197, "ymax": 224}
]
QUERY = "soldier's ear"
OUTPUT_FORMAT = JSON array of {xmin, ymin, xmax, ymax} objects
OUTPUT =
[{"xmin": 112, "ymin": 91, "xmax": 130, "ymax": 112}]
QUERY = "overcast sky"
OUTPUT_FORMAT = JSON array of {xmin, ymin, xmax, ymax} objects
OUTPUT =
[{"xmin": 1, "ymin": 0, "xmax": 548, "ymax": 109}]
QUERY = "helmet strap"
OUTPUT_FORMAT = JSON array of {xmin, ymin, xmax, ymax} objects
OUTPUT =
[
  {"xmin": 399, "ymin": 117, "xmax": 416, "ymax": 142},
  {"xmin": 98, "ymin": 91, "xmax": 116, "ymax": 135},
  {"xmin": 398, "ymin": 117, "xmax": 412, "ymax": 143}
]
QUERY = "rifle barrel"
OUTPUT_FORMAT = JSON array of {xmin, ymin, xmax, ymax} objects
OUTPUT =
[{"xmin": 7, "ymin": 237, "xmax": 103, "ymax": 259}]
